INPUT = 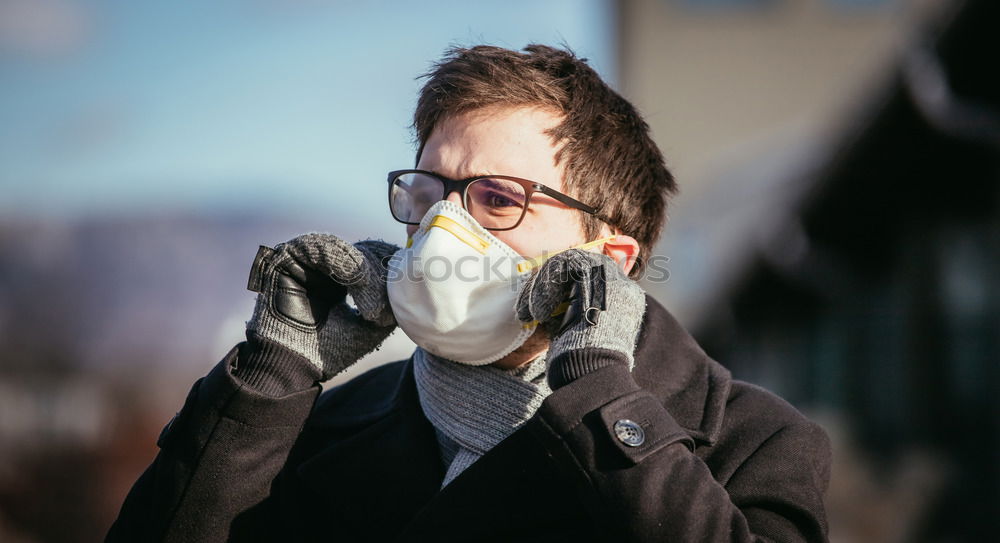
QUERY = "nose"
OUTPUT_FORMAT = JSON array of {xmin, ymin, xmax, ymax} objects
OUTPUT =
[
  {"xmin": 444, "ymin": 189, "xmax": 463, "ymax": 207},
  {"xmin": 405, "ymin": 189, "xmax": 464, "ymax": 239}
]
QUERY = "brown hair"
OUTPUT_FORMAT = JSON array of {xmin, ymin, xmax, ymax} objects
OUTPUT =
[{"xmin": 413, "ymin": 44, "xmax": 676, "ymax": 278}]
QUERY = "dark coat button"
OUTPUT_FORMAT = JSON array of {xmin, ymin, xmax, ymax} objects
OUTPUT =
[{"xmin": 613, "ymin": 419, "xmax": 645, "ymax": 447}]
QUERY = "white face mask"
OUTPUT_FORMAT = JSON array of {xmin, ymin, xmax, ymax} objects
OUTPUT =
[{"xmin": 387, "ymin": 199, "xmax": 612, "ymax": 365}]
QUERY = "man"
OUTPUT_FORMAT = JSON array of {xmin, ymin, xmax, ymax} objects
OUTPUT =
[{"xmin": 108, "ymin": 45, "xmax": 830, "ymax": 542}]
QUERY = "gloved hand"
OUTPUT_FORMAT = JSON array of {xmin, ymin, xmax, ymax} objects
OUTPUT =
[
  {"xmin": 516, "ymin": 249, "xmax": 646, "ymax": 389},
  {"xmin": 241, "ymin": 234, "xmax": 399, "ymax": 390}
]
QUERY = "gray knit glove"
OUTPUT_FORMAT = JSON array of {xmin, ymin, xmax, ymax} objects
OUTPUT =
[
  {"xmin": 516, "ymin": 249, "xmax": 646, "ymax": 388},
  {"xmin": 245, "ymin": 234, "xmax": 399, "ymax": 382}
]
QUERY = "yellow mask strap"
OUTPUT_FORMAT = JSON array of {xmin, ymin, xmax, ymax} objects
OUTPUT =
[
  {"xmin": 521, "ymin": 300, "xmax": 570, "ymax": 329},
  {"xmin": 516, "ymin": 235, "xmax": 616, "ymax": 274}
]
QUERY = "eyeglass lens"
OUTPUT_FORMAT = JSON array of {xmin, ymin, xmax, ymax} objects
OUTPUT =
[{"xmin": 390, "ymin": 172, "xmax": 528, "ymax": 230}]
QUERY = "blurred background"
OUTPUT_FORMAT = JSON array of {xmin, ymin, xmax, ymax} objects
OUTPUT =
[{"xmin": 0, "ymin": 0, "xmax": 996, "ymax": 541}]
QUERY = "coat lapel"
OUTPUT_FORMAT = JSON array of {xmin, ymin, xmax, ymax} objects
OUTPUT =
[
  {"xmin": 396, "ymin": 415, "xmax": 593, "ymax": 541},
  {"xmin": 295, "ymin": 359, "xmax": 446, "ymax": 539},
  {"xmin": 395, "ymin": 296, "xmax": 732, "ymax": 539},
  {"xmin": 293, "ymin": 357, "xmax": 593, "ymax": 540},
  {"xmin": 293, "ymin": 295, "xmax": 731, "ymax": 540}
]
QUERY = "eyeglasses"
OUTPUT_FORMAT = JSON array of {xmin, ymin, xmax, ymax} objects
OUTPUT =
[{"xmin": 387, "ymin": 169, "xmax": 604, "ymax": 231}]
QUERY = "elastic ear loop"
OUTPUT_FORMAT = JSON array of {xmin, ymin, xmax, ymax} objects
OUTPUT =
[{"xmin": 516, "ymin": 236, "xmax": 615, "ymax": 274}]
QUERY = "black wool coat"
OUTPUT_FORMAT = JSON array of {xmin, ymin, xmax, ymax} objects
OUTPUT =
[{"xmin": 107, "ymin": 296, "xmax": 831, "ymax": 542}]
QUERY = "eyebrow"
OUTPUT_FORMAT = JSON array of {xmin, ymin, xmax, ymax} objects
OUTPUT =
[
  {"xmin": 429, "ymin": 169, "xmax": 498, "ymax": 180},
  {"xmin": 426, "ymin": 169, "xmax": 566, "ymax": 202},
  {"xmin": 475, "ymin": 178, "xmax": 522, "ymax": 192}
]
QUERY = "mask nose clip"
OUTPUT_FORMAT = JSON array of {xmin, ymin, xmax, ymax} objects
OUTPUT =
[{"xmin": 426, "ymin": 214, "xmax": 490, "ymax": 254}]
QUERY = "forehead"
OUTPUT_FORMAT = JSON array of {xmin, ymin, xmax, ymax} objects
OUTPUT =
[{"xmin": 417, "ymin": 106, "xmax": 567, "ymax": 192}]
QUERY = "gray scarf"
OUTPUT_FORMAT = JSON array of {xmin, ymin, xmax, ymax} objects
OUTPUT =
[{"xmin": 413, "ymin": 348, "xmax": 552, "ymax": 487}]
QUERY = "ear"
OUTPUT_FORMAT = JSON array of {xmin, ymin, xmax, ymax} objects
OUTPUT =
[{"xmin": 603, "ymin": 234, "xmax": 640, "ymax": 275}]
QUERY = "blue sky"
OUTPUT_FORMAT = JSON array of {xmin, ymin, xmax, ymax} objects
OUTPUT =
[{"xmin": 0, "ymin": 0, "xmax": 615, "ymax": 239}]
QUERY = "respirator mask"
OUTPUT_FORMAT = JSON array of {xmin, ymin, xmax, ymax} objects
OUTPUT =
[{"xmin": 387, "ymin": 199, "xmax": 612, "ymax": 365}]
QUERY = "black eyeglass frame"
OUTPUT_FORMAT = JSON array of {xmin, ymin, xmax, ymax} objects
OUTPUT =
[{"xmin": 387, "ymin": 169, "xmax": 607, "ymax": 231}]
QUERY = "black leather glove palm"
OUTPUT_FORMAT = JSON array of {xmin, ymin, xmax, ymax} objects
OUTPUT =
[{"xmin": 244, "ymin": 234, "xmax": 399, "ymax": 383}]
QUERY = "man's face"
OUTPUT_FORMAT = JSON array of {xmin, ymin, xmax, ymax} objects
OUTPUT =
[
  {"xmin": 411, "ymin": 106, "xmax": 595, "ymax": 258},
  {"xmin": 410, "ymin": 105, "xmax": 637, "ymax": 369}
]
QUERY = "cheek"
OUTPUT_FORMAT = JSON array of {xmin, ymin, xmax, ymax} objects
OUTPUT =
[
  {"xmin": 494, "ymin": 211, "xmax": 586, "ymax": 258},
  {"xmin": 491, "ymin": 231, "xmax": 531, "ymax": 258}
]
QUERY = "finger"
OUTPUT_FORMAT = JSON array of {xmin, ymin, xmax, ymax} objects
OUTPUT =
[
  {"xmin": 354, "ymin": 239, "xmax": 401, "ymax": 265},
  {"xmin": 517, "ymin": 251, "xmax": 576, "ymax": 323},
  {"xmin": 527, "ymin": 267, "xmax": 571, "ymax": 323},
  {"xmin": 282, "ymin": 233, "xmax": 367, "ymax": 287},
  {"xmin": 350, "ymin": 284, "xmax": 396, "ymax": 327},
  {"xmin": 317, "ymin": 303, "xmax": 395, "ymax": 379},
  {"xmin": 348, "ymin": 240, "xmax": 400, "ymax": 325},
  {"xmin": 351, "ymin": 239, "xmax": 400, "ymax": 288},
  {"xmin": 524, "ymin": 248, "xmax": 616, "ymax": 322},
  {"xmin": 516, "ymin": 271, "xmax": 543, "ymax": 322}
]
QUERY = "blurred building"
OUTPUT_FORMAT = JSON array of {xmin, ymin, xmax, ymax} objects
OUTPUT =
[
  {"xmin": 620, "ymin": 0, "xmax": 948, "ymax": 323},
  {"xmin": 621, "ymin": 0, "xmax": 999, "ymax": 541}
]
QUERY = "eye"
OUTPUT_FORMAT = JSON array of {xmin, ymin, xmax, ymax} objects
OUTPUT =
[
  {"xmin": 468, "ymin": 179, "xmax": 526, "ymax": 212},
  {"xmin": 485, "ymin": 190, "xmax": 521, "ymax": 209}
]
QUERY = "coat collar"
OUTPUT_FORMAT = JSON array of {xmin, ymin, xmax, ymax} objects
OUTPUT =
[
  {"xmin": 297, "ymin": 360, "xmax": 445, "ymax": 538},
  {"xmin": 297, "ymin": 294, "xmax": 731, "ymax": 534},
  {"xmin": 306, "ymin": 294, "xmax": 731, "ymax": 450}
]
